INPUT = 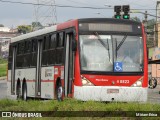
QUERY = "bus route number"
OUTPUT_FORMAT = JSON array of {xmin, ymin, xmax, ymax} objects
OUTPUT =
[{"xmin": 117, "ymin": 80, "xmax": 129, "ymax": 84}]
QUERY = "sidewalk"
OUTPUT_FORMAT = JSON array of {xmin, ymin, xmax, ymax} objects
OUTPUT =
[{"xmin": 0, "ymin": 76, "xmax": 7, "ymax": 81}]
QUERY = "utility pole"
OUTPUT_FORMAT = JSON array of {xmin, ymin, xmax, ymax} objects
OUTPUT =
[
  {"xmin": 33, "ymin": 0, "xmax": 40, "ymax": 31},
  {"xmin": 51, "ymin": 0, "xmax": 57, "ymax": 25},
  {"xmin": 143, "ymin": 11, "xmax": 148, "ymax": 30},
  {"xmin": 33, "ymin": 0, "xmax": 57, "ymax": 27},
  {"xmin": 156, "ymin": 0, "xmax": 160, "ymax": 47}
]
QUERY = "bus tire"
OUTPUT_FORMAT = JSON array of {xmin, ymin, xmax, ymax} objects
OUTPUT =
[
  {"xmin": 56, "ymin": 82, "xmax": 63, "ymax": 101},
  {"xmin": 22, "ymin": 83, "xmax": 27, "ymax": 101},
  {"xmin": 16, "ymin": 80, "xmax": 21, "ymax": 99},
  {"xmin": 149, "ymin": 78, "xmax": 157, "ymax": 89}
]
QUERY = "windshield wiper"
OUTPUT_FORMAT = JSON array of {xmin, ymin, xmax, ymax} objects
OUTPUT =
[
  {"xmin": 116, "ymin": 35, "xmax": 127, "ymax": 51},
  {"xmin": 94, "ymin": 32, "xmax": 111, "ymax": 63}
]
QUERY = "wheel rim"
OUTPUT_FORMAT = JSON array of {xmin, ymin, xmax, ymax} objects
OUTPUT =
[
  {"xmin": 17, "ymin": 86, "xmax": 21, "ymax": 99},
  {"xmin": 57, "ymin": 86, "xmax": 62, "ymax": 100},
  {"xmin": 23, "ymin": 85, "xmax": 27, "ymax": 100}
]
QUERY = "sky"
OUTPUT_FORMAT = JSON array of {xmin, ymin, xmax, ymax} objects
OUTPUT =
[{"xmin": 0, "ymin": 0, "xmax": 158, "ymax": 28}]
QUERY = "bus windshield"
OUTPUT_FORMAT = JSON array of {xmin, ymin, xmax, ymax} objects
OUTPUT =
[{"xmin": 80, "ymin": 35, "xmax": 143, "ymax": 72}]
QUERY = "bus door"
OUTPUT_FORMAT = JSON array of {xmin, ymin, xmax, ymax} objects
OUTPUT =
[
  {"xmin": 36, "ymin": 40, "xmax": 42, "ymax": 97},
  {"xmin": 11, "ymin": 46, "xmax": 17, "ymax": 95},
  {"xmin": 64, "ymin": 30, "xmax": 76, "ymax": 97}
]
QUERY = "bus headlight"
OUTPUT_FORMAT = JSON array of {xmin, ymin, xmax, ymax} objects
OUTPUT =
[
  {"xmin": 131, "ymin": 77, "xmax": 143, "ymax": 87},
  {"xmin": 81, "ymin": 76, "xmax": 94, "ymax": 86}
]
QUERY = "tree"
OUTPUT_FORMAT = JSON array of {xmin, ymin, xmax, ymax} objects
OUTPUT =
[
  {"xmin": 131, "ymin": 17, "xmax": 141, "ymax": 22},
  {"xmin": 17, "ymin": 25, "xmax": 32, "ymax": 34},
  {"xmin": 32, "ymin": 22, "xmax": 43, "ymax": 31},
  {"xmin": 147, "ymin": 19, "xmax": 156, "ymax": 30},
  {"xmin": 0, "ymin": 24, "xmax": 4, "ymax": 27}
]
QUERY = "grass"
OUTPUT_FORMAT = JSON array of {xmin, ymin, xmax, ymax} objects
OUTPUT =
[
  {"xmin": 0, "ymin": 63, "xmax": 7, "ymax": 77},
  {"xmin": 0, "ymin": 58, "xmax": 7, "ymax": 64},
  {"xmin": 0, "ymin": 99, "xmax": 160, "ymax": 119},
  {"xmin": 149, "ymin": 48, "xmax": 154, "ymax": 58},
  {"xmin": 0, "ymin": 58, "xmax": 7, "ymax": 77}
]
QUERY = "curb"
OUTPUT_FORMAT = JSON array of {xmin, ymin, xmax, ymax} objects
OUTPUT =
[{"xmin": 0, "ymin": 76, "xmax": 7, "ymax": 80}]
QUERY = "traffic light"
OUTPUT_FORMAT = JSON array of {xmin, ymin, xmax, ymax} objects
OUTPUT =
[
  {"xmin": 122, "ymin": 5, "xmax": 130, "ymax": 19},
  {"xmin": 114, "ymin": 6, "xmax": 121, "ymax": 19}
]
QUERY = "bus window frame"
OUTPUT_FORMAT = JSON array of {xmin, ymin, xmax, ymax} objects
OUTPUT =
[{"xmin": 78, "ymin": 33, "xmax": 144, "ymax": 76}]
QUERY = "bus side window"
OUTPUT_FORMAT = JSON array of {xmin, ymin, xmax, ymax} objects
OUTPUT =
[
  {"xmin": 43, "ymin": 36, "xmax": 46, "ymax": 50},
  {"xmin": 45, "ymin": 35, "xmax": 50, "ymax": 50},
  {"xmin": 30, "ymin": 39, "xmax": 37, "ymax": 67},
  {"xmin": 9, "ymin": 45, "xmax": 13, "ymax": 57},
  {"xmin": 48, "ymin": 34, "xmax": 56, "ymax": 65},
  {"xmin": 48, "ymin": 35, "xmax": 51, "ymax": 49},
  {"xmin": 25, "ymin": 40, "xmax": 30, "ymax": 53},
  {"xmin": 17, "ymin": 43, "xmax": 21, "ymax": 54},
  {"xmin": 21, "ymin": 42, "xmax": 25, "ymax": 54},
  {"xmin": 57, "ymin": 32, "xmax": 64, "ymax": 47},
  {"xmin": 56, "ymin": 32, "xmax": 64, "ymax": 64},
  {"xmin": 28, "ymin": 40, "xmax": 32, "ymax": 53},
  {"xmin": 51, "ymin": 34, "xmax": 57, "ymax": 49},
  {"xmin": 42, "ymin": 36, "xmax": 48, "ymax": 66},
  {"xmin": 17, "ymin": 42, "xmax": 24, "ymax": 55},
  {"xmin": 32, "ymin": 39, "xmax": 37, "ymax": 52}
]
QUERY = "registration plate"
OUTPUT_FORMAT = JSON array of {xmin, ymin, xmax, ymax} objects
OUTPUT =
[{"xmin": 107, "ymin": 89, "xmax": 119, "ymax": 94}]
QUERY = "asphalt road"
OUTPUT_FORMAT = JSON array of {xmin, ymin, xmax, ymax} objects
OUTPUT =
[
  {"xmin": 0, "ymin": 80, "xmax": 7, "ymax": 99},
  {"xmin": 0, "ymin": 79, "xmax": 160, "ymax": 103},
  {"xmin": 148, "ymin": 85, "xmax": 160, "ymax": 103}
]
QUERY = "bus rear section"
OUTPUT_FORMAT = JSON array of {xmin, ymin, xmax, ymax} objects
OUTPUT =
[{"xmin": 73, "ymin": 18, "xmax": 148, "ymax": 102}]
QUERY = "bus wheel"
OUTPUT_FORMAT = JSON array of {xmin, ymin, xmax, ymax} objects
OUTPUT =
[
  {"xmin": 22, "ymin": 83, "xmax": 27, "ymax": 101},
  {"xmin": 56, "ymin": 82, "xmax": 63, "ymax": 101},
  {"xmin": 149, "ymin": 78, "xmax": 157, "ymax": 89},
  {"xmin": 16, "ymin": 84, "xmax": 21, "ymax": 99}
]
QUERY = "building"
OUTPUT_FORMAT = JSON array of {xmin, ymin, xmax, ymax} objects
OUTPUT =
[{"xmin": 0, "ymin": 27, "xmax": 20, "ymax": 58}]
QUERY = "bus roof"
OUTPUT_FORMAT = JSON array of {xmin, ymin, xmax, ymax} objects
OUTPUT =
[
  {"xmin": 11, "ymin": 18, "xmax": 141, "ymax": 43},
  {"xmin": 11, "ymin": 25, "xmax": 57, "ymax": 43}
]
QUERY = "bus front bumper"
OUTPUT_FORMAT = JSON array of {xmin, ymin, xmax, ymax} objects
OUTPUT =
[{"xmin": 74, "ymin": 86, "xmax": 147, "ymax": 102}]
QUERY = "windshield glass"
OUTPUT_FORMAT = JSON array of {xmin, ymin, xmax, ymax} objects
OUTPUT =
[
  {"xmin": 80, "ymin": 35, "xmax": 113, "ymax": 71},
  {"xmin": 113, "ymin": 35, "xmax": 143, "ymax": 72},
  {"xmin": 80, "ymin": 35, "xmax": 143, "ymax": 72}
]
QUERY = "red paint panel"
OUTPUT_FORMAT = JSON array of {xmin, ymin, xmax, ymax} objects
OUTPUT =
[
  {"xmin": 82, "ymin": 74, "xmax": 142, "ymax": 87},
  {"xmin": 57, "ymin": 19, "xmax": 81, "ymax": 87},
  {"xmin": 57, "ymin": 19, "xmax": 78, "ymax": 31},
  {"xmin": 141, "ymin": 23, "xmax": 148, "ymax": 87},
  {"xmin": 7, "ymin": 80, "xmax": 55, "ymax": 82}
]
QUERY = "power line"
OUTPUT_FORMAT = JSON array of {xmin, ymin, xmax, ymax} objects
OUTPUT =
[
  {"xmin": 65, "ymin": 0, "xmax": 102, "ymax": 8},
  {"xmin": 0, "ymin": 0, "xmax": 112, "ymax": 9},
  {"xmin": 130, "ymin": 11, "xmax": 160, "ymax": 18},
  {"xmin": 33, "ymin": 0, "xmax": 57, "ymax": 27},
  {"xmin": 0, "ymin": 0, "xmax": 159, "ymax": 11},
  {"xmin": 119, "ymin": 0, "xmax": 150, "ymax": 8}
]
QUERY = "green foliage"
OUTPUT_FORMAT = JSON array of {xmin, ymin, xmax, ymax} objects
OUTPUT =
[
  {"xmin": 131, "ymin": 16, "xmax": 141, "ymax": 22},
  {"xmin": 0, "ymin": 24, "xmax": 4, "ymax": 27},
  {"xmin": 0, "ymin": 57, "xmax": 7, "ymax": 64},
  {"xmin": 0, "ymin": 63, "xmax": 7, "ymax": 77},
  {"xmin": 0, "ymin": 99, "xmax": 160, "ymax": 119},
  {"xmin": 0, "ymin": 58, "xmax": 7, "ymax": 77},
  {"xmin": 32, "ymin": 22, "xmax": 43, "ymax": 31},
  {"xmin": 17, "ymin": 25, "xmax": 32, "ymax": 34},
  {"xmin": 0, "ymin": 98, "xmax": 160, "ymax": 112},
  {"xmin": 147, "ymin": 19, "xmax": 156, "ymax": 30}
]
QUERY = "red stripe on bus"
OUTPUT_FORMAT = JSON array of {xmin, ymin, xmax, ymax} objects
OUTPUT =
[{"xmin": 7, "ymin": 80, "xmax": 54, "ymax": 82}]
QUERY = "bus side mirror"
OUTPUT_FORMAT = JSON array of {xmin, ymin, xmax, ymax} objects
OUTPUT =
[{"xmin": 72, "ymin": 39, "xmax": 77, "ymax": 52}]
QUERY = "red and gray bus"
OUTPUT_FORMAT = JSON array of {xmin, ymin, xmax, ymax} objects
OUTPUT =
[{"xmin": 7, "ymin": 18, "xmax": 148, "ymax": 102}]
